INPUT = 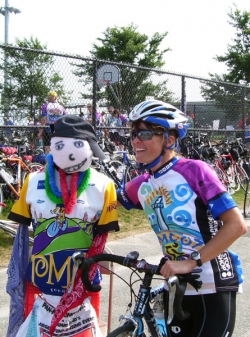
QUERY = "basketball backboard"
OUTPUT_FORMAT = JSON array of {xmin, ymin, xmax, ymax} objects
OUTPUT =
[{"xmin": 96, "ymin": 64, "xmax": 121, "ymax": 87}]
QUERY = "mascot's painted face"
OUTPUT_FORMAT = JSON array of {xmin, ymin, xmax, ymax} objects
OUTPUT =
[{"xmin": 50, "ymin": 137, "xmax": 93, "ymax": 173}]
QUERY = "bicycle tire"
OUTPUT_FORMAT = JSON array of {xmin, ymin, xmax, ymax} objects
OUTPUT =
[
  {"xmin": 244, "ymin": 181, "xmax": 250, "ymax": 217},
  {"xmin": 21, "ymin": 162, "xmax": 44, "ymax": 186},
  {"xmin": 107, "ymin": 322, "xmax": 137, "ymax": 337},
  {"xmin": 213, "ymin": 165, "xmax": 235, "ymax": 195},
  {"xmin": 234, "ymin": 164, "xmax": 249, "ymax": 192},
  {"xmin": 125, "ymin": 165, "xmax": 140, "ymax": 184},
  {"xmin": 0, "ymin": 185, "xmax": 4, "ymax": 213}
]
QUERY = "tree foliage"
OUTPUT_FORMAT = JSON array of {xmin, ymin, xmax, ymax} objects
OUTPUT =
[
  {"xmin": 201, "ymin": 6, "xmax": 250, "ymax": 120},
  {"xmin": 73, "ymin": 23, "xmax": 176, "ymax": 108},
  {"xmin": 0, "ymin": 37, "xmax": 66, "ymax": 121}
]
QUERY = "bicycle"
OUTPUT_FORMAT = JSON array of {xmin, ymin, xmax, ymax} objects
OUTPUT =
[
  {"xmin": 0, "ymin": 152, "xmax": 44, "ymax": 213},
  {"xmin": 0, "ymin": 217, "xmax": 34, "ymax": 244},
  {"xmin": 111, "ymin": 150, "xmax": 142, "ymax": 187},
  {"xmin": 243, "ymin": 180, "xmax": 250, "ymax": 218},
  {"xmin": 73, "ymin": 250, "xmax": 202, "ymax": 337},
  {"xmin": 91, "ymin": 156, "xmax": 124, "ymax": 189}
]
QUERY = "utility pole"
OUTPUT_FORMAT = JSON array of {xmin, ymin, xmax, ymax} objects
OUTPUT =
[{"xmin": 0, "ymin": 0, "xmax": 21, "ymax": 111}]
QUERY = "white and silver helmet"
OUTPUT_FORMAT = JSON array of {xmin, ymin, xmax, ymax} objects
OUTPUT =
[{"xmin": 129, "ymin": 100, "xmax": 189, "ymax": 139}]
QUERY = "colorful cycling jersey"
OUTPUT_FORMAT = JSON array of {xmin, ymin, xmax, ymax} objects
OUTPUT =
[
  {"xmin": 117, "ymin": 156, "xmax": 243, "ymax": 295},
  {"xmin": 8, "ymin": 168, "xmax": 119, "ymax": 296},
  {"xmin": 41, "ymin": 102, "xmax": 66, "ymax": 131}
]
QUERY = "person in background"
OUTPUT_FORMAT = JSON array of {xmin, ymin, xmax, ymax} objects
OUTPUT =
[
  {"xmin": 106, "ymin": 106, "xmax": 114, "ymax": 122},
  {"xmin": 238, "ymin": 115, "xmax": 249, "ymax": 129},
  {"xmin": 38, "ymin": 91, "xmax": 66, "ymax": 154},
  {"xmin": 108, "ymin": 108, "xmax": 128, "ymax": 149},
  {"xmin": 186, "ymin": 111, "xmax": 194, "ymax": 128},
  {"xmin": 6, "ymin": 115, "xmax": 119, "ymax": 337},
  {"xmin": 3, "ymin": 117, "xmax": 14, "ymax": 138},
  {"xmin": 85, "ymin": 103, "xmax": 101, "ymax": 139},
  {"xmin": 99, "ymin": 110, "xmax": 109, "ymax": 139},
  {"xmin": 117, "ymin": 100, "xmax": 247, "ymax": 337}
]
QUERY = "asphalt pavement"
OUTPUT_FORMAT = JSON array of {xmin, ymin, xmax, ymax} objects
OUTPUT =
[{"xmin": 0, "ymin": 218, "xmax": 250, "ymax": 337}]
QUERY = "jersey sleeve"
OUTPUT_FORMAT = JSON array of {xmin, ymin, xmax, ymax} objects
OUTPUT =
[
  {"xmin": 96, "ymin": 180, "xmax": 119, "ymax": 234},
  {"xmin": 117, "ymin": 173, "xmax": 150, "ymax": 210}
]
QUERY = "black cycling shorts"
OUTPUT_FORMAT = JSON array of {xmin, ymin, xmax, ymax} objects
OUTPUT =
[{"xmin": 164, "ymin": 291, "xmax": 236, "ymax": 337}]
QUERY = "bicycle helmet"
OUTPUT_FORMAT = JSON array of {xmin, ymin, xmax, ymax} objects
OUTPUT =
[
  {"xmin": 129, "ymin": 100, "xmax": 190, "ymax": 170},
  {"xmin": 129, "ymin": 100, "xmax": 189, "ymax": 139}
]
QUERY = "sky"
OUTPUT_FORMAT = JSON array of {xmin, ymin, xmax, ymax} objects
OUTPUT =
[{"xmin": 0, "ymin": 0, "xmax": 250, "ymax": 79}]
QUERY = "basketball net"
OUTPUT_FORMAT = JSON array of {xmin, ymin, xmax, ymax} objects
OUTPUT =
[{"xmin": 97, "ymin": 79, "xmax": 110, "ymax": 88}]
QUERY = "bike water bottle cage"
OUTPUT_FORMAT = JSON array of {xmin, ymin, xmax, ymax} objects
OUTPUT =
[{"xmin": 130, "ymin": 130, "xmax": 164, "ymax": 141}]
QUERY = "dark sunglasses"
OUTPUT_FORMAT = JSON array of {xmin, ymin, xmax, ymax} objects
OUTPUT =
[{"xmin": 130, "ymin": 130, "xmax": 164, "ymax": 141}]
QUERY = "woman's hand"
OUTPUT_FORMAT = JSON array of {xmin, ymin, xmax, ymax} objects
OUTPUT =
[{"xmin": 160, "ymin": 259, "xmax": 197, "ymax": 279}]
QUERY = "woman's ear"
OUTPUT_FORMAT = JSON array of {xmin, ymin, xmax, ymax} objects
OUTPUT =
[{"xmin": 166, "ymin": 135, "xmax": 176, "ymax": 148}]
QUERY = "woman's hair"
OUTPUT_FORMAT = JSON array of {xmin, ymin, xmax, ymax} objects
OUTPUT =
[{"xmin": 113, "ymin": 109, "xmax": 120, "ymax": 116}]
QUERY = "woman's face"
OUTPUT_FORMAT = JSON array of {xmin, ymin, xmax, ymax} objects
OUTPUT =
[
  {"xmin": 131, "ymin": 122, "xmax": 165, "ymax": 165},
  {"xmin": 49, "ymin": 96, "xmax": 57, "ymax": 103}
]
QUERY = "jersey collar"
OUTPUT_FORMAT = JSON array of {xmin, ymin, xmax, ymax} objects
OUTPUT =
[{"xmin": 151, "ymin": 156, "xmax": 180, "ymax": 178}]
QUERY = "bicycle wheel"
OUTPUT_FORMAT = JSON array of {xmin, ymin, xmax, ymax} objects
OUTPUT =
[
  {"xmin": 109, "ymin": 159, "xmax": 123, "ymax": 180},
  {"xmin": 213, "ymin": 165, "xmax": 235, "ymax": 195},
  {"xmin": 125, "ymin": 164, "xmax": 140, "ymax": 184},
  {"xmin": 0, "ymin": 185, "xmax": 4, "ymax": 213},
  {"xmin": 107, "ymin": 322, "xmax": 136, "ymax": 337},
  {"xmin": 244, "ymin": 181, "xmax": 250, "ymax": 217},
  {"xmin": 21, "ymin": 162, "xmax": 44, "ymax": 186},
  {"xmin": 234, "ymin": 164, "xmax": 249, "ymax": 192}
]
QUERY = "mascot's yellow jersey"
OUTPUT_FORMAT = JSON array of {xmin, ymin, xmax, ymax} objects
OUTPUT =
[{"xmin": 8, "ymin": 167, "xmax": 119, "ymax": 296}]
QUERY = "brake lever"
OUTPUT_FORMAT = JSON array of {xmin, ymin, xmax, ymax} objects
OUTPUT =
[
  {"xmin": 68, "ymin": 251, "xmax": 83, "ymax": 293},
  {"xmin": 167, "ymin": 275, "xmax": 179, "ymax": 324}
]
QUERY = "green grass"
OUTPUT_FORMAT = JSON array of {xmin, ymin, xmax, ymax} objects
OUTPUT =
[
  {"xmin": 231, "ymin": 188, "xmax": 245, "ymax": 209},
  {"xmin": 0, "ymin": 188, "xmax": 246, "ymax": 267}
]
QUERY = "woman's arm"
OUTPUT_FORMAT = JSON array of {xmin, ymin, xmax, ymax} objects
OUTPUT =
[{"xmin": 160, "ymin": 207, "xmax": 247, "ymax": 277}]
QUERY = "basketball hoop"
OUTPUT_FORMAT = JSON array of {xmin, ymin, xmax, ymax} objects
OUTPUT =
[
  {"xmin": 96, "ymin": 64, "xmax": 120, "ymax": 88},
  {"xmin": 97, "ymin": 79, "xmax": 110, "ymax": 88}
]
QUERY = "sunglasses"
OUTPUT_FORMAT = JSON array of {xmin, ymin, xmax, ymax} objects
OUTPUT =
[{"xmin": 130, "ymin": 130, "xmax": 164, "ymax": 141}]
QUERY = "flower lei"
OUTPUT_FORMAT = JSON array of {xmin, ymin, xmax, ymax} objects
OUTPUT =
[{"xmin": 45, "ymin": 153, "xmax": 91, "ymax": 214}]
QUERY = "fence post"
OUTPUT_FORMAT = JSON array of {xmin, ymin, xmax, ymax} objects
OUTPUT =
[
  {"xmin": 92, "ymin": 60, "xmax": 97, "ymax": 129},
  {"xmin": 181, "ymin": 76, "xmax": 186, "ymax": 114},
  {"xmin": 242, "ymin": 85, "xmax": 246, "ymax": 142}
]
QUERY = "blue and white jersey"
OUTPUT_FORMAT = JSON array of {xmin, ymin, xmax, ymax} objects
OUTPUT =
[{"xmin": 117, "ymin": 157, "xmax": 244, "ymax": 295}]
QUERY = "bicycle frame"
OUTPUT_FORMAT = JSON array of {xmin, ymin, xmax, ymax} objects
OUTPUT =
[
  {"xmin": 0, "ymin": 156, "xmax": 43, "ymax": 199},
  {"xmin": 119, "ymin": 274, "xmax": 166, "ymax": 337},
  {"xmin": 112, "ymin": 150, "xmax": 140, "ymax": 188},
  {"xmin": 0, "ymin": 157, "xmax": 32, "ymax": 196},
  {"xmin": 74, "ymin": 251, "xmax": 202, "ymax": 337}
]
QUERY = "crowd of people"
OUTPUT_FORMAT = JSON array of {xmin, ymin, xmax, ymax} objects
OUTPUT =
[
  {"xmin": 79, "ymin": 103, "xmax": 129, "ymax": 149},
  {"xmin": 4, "ymin": 94, "xmax": 248, "ymax": 337}
]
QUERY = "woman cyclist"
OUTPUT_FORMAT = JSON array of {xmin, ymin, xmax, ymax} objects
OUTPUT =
[{"xmin": 117, "ymin": 100, "xmax": 247, "ymax": 337}]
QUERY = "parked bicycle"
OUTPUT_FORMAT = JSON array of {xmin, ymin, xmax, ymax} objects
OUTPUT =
[
  {"xmin": 0, "ymin": 217, "xmax": 34, "ymax": 244},
  {"xmin": 244, "ymin": 180, "xmax": 250, "ymax": 218},
  {"xmin": 111, "ymin": 150, "xmax": 142, "ymax": 187},
  {"xmin": 0, "ymin": 151, "xmax": 44, "ymax": 213},
  {"xmin": 73, "ymin": 250, "xmax": 202, "ymax": 337}
]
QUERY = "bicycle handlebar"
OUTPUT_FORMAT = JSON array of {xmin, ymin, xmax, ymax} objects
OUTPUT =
[{"xmin": 73, "ymin": 251, "xmax": 203, "ymax": 323}]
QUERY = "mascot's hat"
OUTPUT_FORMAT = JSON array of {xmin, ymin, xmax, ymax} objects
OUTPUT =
[{"xmin": 51, "ymin": 115, "xmax": 106, "ymax": 160}]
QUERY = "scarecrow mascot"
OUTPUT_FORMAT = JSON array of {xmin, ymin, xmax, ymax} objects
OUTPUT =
[{"xmin": 6, "ymin": 116, "xmax": 119, "ymax": 337}]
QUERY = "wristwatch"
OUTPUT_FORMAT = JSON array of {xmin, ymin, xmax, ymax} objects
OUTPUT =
[{"xmin": 190, "ymin": 251, "xmax": 202, "ymax": 267}]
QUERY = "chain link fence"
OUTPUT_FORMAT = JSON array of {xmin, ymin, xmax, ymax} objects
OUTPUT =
[{"xmin": 0, "ymin": 44, "xmax": 250, "ymax": 145}]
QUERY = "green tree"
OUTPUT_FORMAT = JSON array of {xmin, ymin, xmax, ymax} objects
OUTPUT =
[
  {"xmin": 201, "ymin": 6, "xmax": 250, "ymax": 123},
  {"xmin": 74, "ymin": 24, "xmax": 175, "ymax": 109},
  {"xmin": 0, "ymin": 37, "xmax": 66, "ymax": 122}
]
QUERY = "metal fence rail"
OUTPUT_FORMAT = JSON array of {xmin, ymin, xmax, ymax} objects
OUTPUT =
[{"xmin": 0, "ymin": 44, "xmax": 250, "ymax": 135}]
